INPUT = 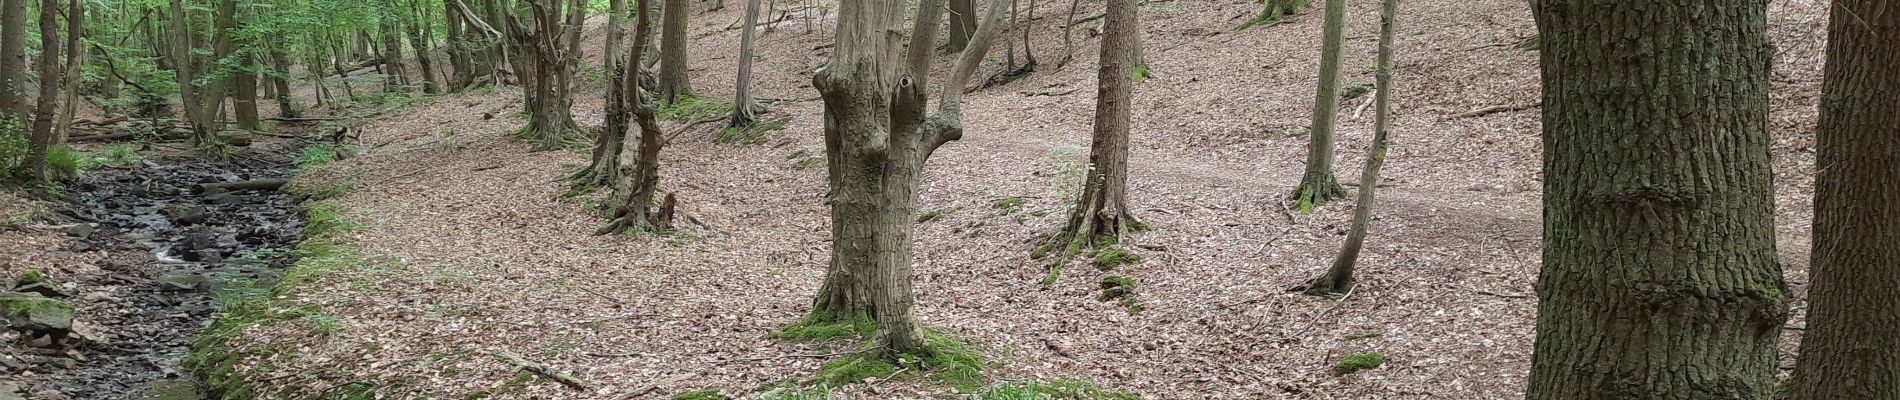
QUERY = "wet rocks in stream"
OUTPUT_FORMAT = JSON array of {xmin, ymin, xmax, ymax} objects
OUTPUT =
[{"xmin": 2, "ymin": 161, "xmax": 305, "ymax": 400}]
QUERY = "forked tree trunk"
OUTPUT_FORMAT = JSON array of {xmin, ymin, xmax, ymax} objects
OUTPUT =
[
  {"xmin": 598, "ymin": 0, "xmax": 673, "ymax": 234},
  {"xmin": 804, "ymin": 0, "xmax": 1005, "ymax": 359},
  {"xmin": 407, "ymin": 1, "xmax": 441, "ymax": 94},
  {"xmin": 657, "ymin": 0, "xmax": 692, "ymax": 104},
  {"xmin": 1787, "ymin": 1, "xmax": 1900, "ymax": 398},
  {"xmin": 0, "ymin": 0, "xmax": 26, "ymax": 122},
  {"xmin": 1289, "ymin": 0, "xmax": 1347, "ymax": 209},
  {"xmin": 380, "ymin": 8, "xmax": 409, "ymax": 92},
  {"xmin": 1304, "ymin": 0, "xmax": 1394, "ymax": 297},
  {"xmin": 23, "ymin": 0, "xmax": 61, "ymax": 181},
  {"xmin": 505, "ymin": 0, "xmax": 584, "ymax": 150},
  {"xmin": 1524, "ymin": 0, "xmax": 1786, "ymax": 398},
  {"xmin": 1046, "ymin": 0, "xmax": 1142, "ymax": 260},
  {"xmin": 729, "ymin": 0, "xmax": 764, "ymax": 127}
]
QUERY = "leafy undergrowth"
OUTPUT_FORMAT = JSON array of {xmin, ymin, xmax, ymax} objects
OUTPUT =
[
  {"xmin": 974, "ymin": 379, "xmax": 1142, "ymax": 400},
  {"xmin": 811, "ymin": 330, "xmax": 992, "ymax": 392},
  {"xmin": 659, "ymin": 94, "xmax": 733, "ymax": 122}
]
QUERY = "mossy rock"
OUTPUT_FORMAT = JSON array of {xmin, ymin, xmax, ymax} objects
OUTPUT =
[{"xmin": 1, "ymin": 292, "xmax": 74, "ymax": 331}]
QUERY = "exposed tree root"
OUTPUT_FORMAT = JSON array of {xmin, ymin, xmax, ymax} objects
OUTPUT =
[{"xmin": 1289, "ymin": 173, "xmax": 1347, "ymax": 212}]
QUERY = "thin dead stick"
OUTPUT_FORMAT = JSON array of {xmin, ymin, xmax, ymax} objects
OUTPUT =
[
  {"xmin": 495, "ymin": 351, "xmax": 592, "ymax": 391},
  {"xmin": 1470, "ymin": 288, "xmax": 1533, "ymax": 299},
  {"xmin": 1448, "ymin": 102, "xmax": 1541, "ymax": 119}
]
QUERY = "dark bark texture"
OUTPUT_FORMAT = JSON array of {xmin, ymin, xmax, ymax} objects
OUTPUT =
[
  {"xmin": 1050, "ymin": 0, "xmax": 1141, "ymax": 256},
  {"xmin": 1787, "ymin": 1, "xmax": 1900, "ymax": 399},
  {"xmin": 1525, "ymin": 0, "xmax": 1786, "ymax": 399},
  {"xmin": 657, "ymin": 0, "xmax": 692, "ymax": 104}
]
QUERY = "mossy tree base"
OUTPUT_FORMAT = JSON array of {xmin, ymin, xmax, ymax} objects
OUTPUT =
[
  {"xmin": 1296, "ymin": 268, "xmax": 1354, "ymax": 297},
  {"xmin": 1237, "ymin": 0, "xmax": 1310, "ymax": 30},
  {"xmin": 512, "ymin": 119, "xmax": 589, "ymax": 152},
  {"xmin": 810, "ymin": 329, "xmax": 990, "ymax": 392},
  {"xmin": 1289, "ymin": 173, "xmax": 1347, "ymax": 212}
]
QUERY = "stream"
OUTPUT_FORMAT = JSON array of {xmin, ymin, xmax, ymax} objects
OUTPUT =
[{"xmin": 4, "ymin": 160, "xmax": 304, "ymax": 400}]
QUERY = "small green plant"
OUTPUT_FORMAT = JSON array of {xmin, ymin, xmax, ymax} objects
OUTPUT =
[
  {"xmin": 976, "ymin": 379, "xmax": 1141, "ymax": 400},
  {"xmin": 37, "ymin": 146, "xmax": 86, "ymax": 179},
  {"xmin": 297, "ymin": 144, "xmax": 351, "ymax": 171},
  {"xmin": 96, "ymin": 143, "xmax": 143, "ymax": 166},
  {"xmin": 991, "ymin": 197, "xmax": 1023, "ymax": 213},
  {"xmin": 306, "ymin": 311, "xmax": 344, "ymax": 334},
  {"xmin": 811, "ymin": 330, "xmax": 991, "ymax": 391},
  {"xmin": 671, "ymin": 388, "xmax": 723, "ymax": 400},
  {"xmin": 716, "ymin": 117, "xmax": 788, "ymax": 145},
  {"xmin": 1046, "ymin": 148, "xmax": 1089, "ymax": 203},
  {"xmin": 1334, "ymin": 351, "xmax": 1384, "ymax": 375}
]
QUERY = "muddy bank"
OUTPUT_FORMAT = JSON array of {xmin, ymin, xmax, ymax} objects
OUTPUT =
[{"xmin": 2, "ymin": 161, "xmax": 303, "ymax": 400}]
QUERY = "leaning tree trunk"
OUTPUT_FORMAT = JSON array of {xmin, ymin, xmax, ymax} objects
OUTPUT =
[
  {"xmin": 23, "ymin": 0, "xmax": 61, "ymax": 181},
  {"xmin": 1046, "ymin": 0, "xmax": 1142, "ymax": 261},
  {"xmin": 1289, "ymin": 0, "xmax": 1347, "ymax": 209},
  {"xmin": 656, "ymin": 0, "xmax": 692, "ymax": 104},
  {"xmin": 598, "ymin": 0, "xmax": 673, "ymax": 234},
  {"xmin": 0, "ymin": 0, "xmax": 30, "ymax": 122},
  {"xmin": 1303, "ymin": 0, "xmax": 1394, "ymax": 297},
  {"xmin": 728, "ymin": 0, "xmax": 765, "ymax": 127},
  {"xmin": 1787, "ymin": 1, "xmax": 1900, "ymax": 399},
  {"xmin": 804, "ymin": 0, "xmax": 1005, "ymax": 360},
  {"xmin": 1524, "ymin": 0, "xmax": 1785, "ymax": 399}
]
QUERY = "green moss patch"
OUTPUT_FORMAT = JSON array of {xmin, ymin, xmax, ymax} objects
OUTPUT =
[
  {"xmin": 1097, "ymin": 275, "xmax": 1135, "ymax": 302},
  {"xmin": 975, "ymin": 379, "xmax": 1141, "ymax": 400},
  {"xmin": 773, "ymin": 312, "xmax": 874, "ymax": 342},
  {"xmin": 1091, "ymin": 247, "xmax": 1140, "ymax": 271},
  {"xmin": 716, "ymin": 118, "xmax": 789, "ymax": 145},
  {"xmin": 812, "ymin": 331, "xmax": 992, "ymax": 392},
  {"xmin": 672, "ymin": 388, "xmax": 725, "ymax": 400},
  {"xmin": 659, "ymin": 94, "xmax": 732, "ymax": 122},
  {"xmin": 1334, "ymin": 351, "xmax": 1384, "ymax": 375}
]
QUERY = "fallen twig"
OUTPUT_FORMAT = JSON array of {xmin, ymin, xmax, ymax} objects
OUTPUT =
[
  {"xmin": 495, "ymin": 351, "xmax": 592, "ymax": 391},
  {"xmin": 1448, "ymin": 103, "xmax": 1541, "ymax": 119},
  {"xmin": 1471, "ymin": 288, "xmax": 1533, "ymax": 299}
]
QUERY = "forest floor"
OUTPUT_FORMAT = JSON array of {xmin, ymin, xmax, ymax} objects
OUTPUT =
[{"xmin": 8, "ymin": 0, "xmax": 1835, "ymax": 398}]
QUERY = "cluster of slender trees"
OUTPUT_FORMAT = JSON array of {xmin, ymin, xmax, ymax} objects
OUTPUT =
[{"xmin": 0, "ymin": 0, "xmax": 1893, "ymax": 397}]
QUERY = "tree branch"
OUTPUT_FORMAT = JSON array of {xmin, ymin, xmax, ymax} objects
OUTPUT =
[{"xmin": 920, "ymin": 0, "xmax": 1009, "ymax": 159}]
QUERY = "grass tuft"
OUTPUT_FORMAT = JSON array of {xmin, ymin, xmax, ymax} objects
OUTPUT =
[
  {"xmin": 774, "ymin": 312, "xmax": 874, "ymax": 342},
  {"xmin": 1335, "ymin": 351, "xmax": 1384, "ymax": 375},
  {"xmin": 659, "ymin": 94, "xmax": 732, "ymax": 122},
  {"xmin": 975, "ymin": 378, "xmax": 1141, "ymax": 400},
  {"xmin": 716, "ymin": 117, "xmax": 789, "ymax": 145}
]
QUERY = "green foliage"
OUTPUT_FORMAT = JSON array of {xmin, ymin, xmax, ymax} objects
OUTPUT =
[
  {"xmin": 717, "ymin": 117, "xmax": 789, "ymax": 145},
  {"xmin": 992, "ymin": 197, "xmax": 1023, "ymax": 213},
  {"xmin": 975, "ymin": 379, "xmax": 1142, "ymax": 400},
  {"xmin": 658, "ymin": 94, "xmax": 732, "ymax": 122},
  {"xmin": 296, "ymin": 144, "xmax": 351, "ymax": 171},
  {"xmin": 92, "ymin": 143, "xmax": 144, "ymax": 167},
  {"xmin": 305, "ymin": 311, "xmax": 344, "ymax": 334},
  {"xmin": 1334, "ymin": 351, "xmax": 1384, "ymax": 375},
  {"xmin": 41, "ymin": 146, "xmax": 86, "ymax": 180},
  {"xmin": 1047, "ymin": 148, "xmax": 1088, "ymax": 204},
  {"xmin": 756, "ymin": 385, "xmax": 839, "ymax": 400},
  {"xmin": 774, "ymin": 312, "xmax": 874, "ymax": 342},
  {"xmin": 1130, "ymin": 64, "xmax": 1152, "ymax": 84},
  {"xmin": 671, "ymin": 388, "xmax": 724, "ymax": 400},
  {"xmin": 0, "ymin": 117, "xmax": 28, "ymax": 179}
]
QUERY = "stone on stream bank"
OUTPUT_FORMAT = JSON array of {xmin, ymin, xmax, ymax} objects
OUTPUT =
[{"xmin": 1, "ymin": 292, "xmax": 74, "ymax": 343}]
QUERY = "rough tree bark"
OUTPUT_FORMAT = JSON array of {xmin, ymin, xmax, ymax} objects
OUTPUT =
[
  {"xmin": 0, "ymin": 0, "xmax": 27, "ymax": 122},
  {"xmin": 567, "ymin": 0, "xmax": 633, "ymax": 192},
  {"xmin": 407, "ymin": 0, "xmax": 441, "ymax": 94},
  {"xmin": 1289, "ymin": 0, "xmax": 1347, "ymax": 209},
  {"xmin": 1239, "ymin": 0, "xmax": 1310, "ymax": 30},
  {"xmin": 234, "ymin": 66, "xmax": 261, "ymax": 130},
  {"xmin": 1524, "ymin": 0, "xmax": 1786, "ymax": 398},
  {"xmin": 168, "ymin": 0, "xmax": 222, "ymax": 147},
  {"xmin": 598, "ymin": 0, "xmax": 673, "ymax": 234},
  {"xmin": 1302, "ymin": 0, "xmax": 1394, "ymax": 297},
  {"xmin": 657, "ymin": 0, "xmax": 693, "ymax": 104},
  {"xmin": 728, "ymin": 0, "xmax": 765, "ymax": 127},
  {"xmin": 503, "ymin": 0, "xmax": 586, "ymax": 150},
  {"xmin": 801, "ymin": 0, "xmax": 1005, "ymax": 359},
  {"xmin": 380, "ymin": 5, "xmax": 410, "ymax": 92},
  {"xmin": 1044, "ymin": 0, "xmax": 1142, "ymax": 260},
  {"xmin": 23, "ymin": 0, "xmax": 61, "ymax": 181},
  {"xmin": 1787, "ymin": 1, "xmax": 1900, "ymax": 399}
]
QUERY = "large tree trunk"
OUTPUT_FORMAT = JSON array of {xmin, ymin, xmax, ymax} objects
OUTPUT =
[
  {"xmin": 598, "ymin": 0, "xmax": 671, "ymax": 234},
  {"xmin": 23, "ymin": 0, "xmax": 61, "ymax": 181},
  {"xmin": 946, "ymin": 0, "xmax": 976, "ymax": 53},
  {"xmin": 1524, "ymin": 0, "xmax": 1785, "ymax": 398},
  {"xmin": 657, "ymin": 0, "xmax": 692, "ymax": 104},
  {"xmin": 804, "ymin": 0, "xmax": 1004, "ymax": 360},
  {"xmin": 1046, "ymin": 0, "xmax": 1141, "ymax": 260},
  {"xmin": 505, "ymin": 0, "xmax": 584, "ymax": 150},
  {"xmin": 169, "ymin": 0, "xmax": 218, "ymax": 146},
  {"xmin": 52, "ymin": 0, "xmax": 82, "ymax": 145},
  {"xmin": 728, "ymin": 0, "xmax": 764, "ymax": 127},
  {"xmin": 234, "ymin": 68, "xmax": 261, "ymax": 131},
  {"xmin": 0, "ymin": 0, "xmax": 27, "ymax": 122},
  {"xmin": 1289, "ymin": 0, "xmax": 1346, "ymax": 208},
  {"xmin": 1303, "ymin": 0, "xmax": 1394, "ymax": 297},
  {"xmin": 1787, "ymin": 1, "xmax": 1900, "ymax": 399},
  {"xmin": 568, "ymin": 0, "xmax": 633, "ymax": 192},
  {"xmin": 269, "ymin": 50, "xmax": 300, "ymax": 118},
  {"xmin": 380, "ymin": 7, "xmax": 409, "ymax": 92}
]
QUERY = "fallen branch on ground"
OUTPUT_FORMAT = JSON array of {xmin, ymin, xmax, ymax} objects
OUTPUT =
[
  {"xmin": 1448, "ymin": 103, "xmax": 1541, "ymax": 119},
  {"xmin": 495, "ymin": 351, "xmax": 592, "ymax": 391}
]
